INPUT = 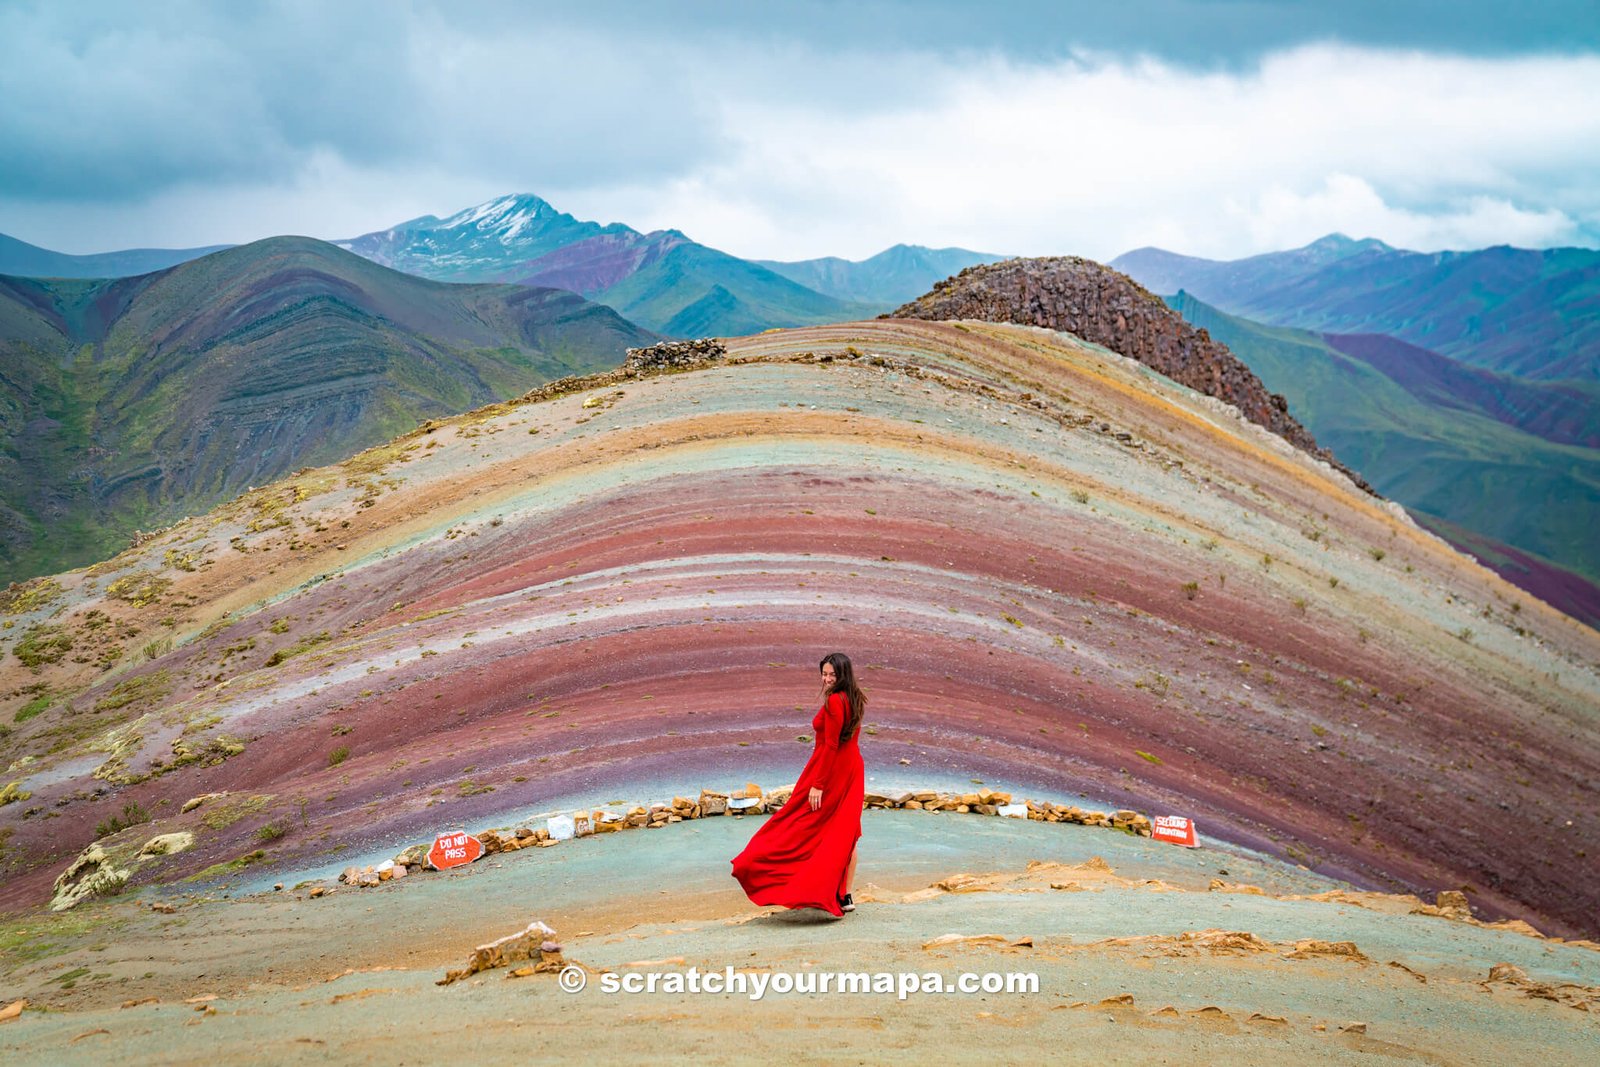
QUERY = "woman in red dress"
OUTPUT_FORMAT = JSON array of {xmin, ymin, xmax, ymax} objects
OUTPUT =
[{"xmin": 731, "ymin": 652, "xmax": 866, "ymax": 916}]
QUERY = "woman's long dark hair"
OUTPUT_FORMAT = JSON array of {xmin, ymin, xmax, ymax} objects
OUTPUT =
[{"xmin": 821, "ymin": 652, "xmax": 867, "ymax": 743}]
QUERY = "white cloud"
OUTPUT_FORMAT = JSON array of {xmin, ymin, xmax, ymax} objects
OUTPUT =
[
  {"xmin": 1226, "ymin": 174, "xmax": 1577, "ymax": 252},
  {"xmin": 601, "ymin": 44, "xmax": 1600, "ymax": 261},
  {"xmin": 3, "ymin": 25, "xmax": 1599, "ymax": 261}
]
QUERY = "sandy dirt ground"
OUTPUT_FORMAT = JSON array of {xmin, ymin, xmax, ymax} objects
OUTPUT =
[{"xmin": 3, "ymin": 808, "xmax": 1596, "ymax": 1065}]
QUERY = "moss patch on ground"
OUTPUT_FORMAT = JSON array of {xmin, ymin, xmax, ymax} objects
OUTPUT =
[{"xmin": 183, "ymin": 849, "xmax": 268, "ymax": 882}]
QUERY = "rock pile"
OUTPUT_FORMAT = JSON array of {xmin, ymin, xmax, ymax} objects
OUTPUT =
[
  {"xmin": 512, "ymin": 338, "xmax": 726, "ymax": 408},
  {"xmin": 622, "ymin": 338, "xmax": 726, "ymax": 373},
  {"xmin": 437, "ymin": 920, "xmax": 566, "ymax": 985},
  {"xmin": 889, "ymin": 258, "xmax": 1373, "ymax": 494}
]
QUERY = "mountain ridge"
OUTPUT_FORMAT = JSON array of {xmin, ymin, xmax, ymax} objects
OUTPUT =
[
  {"xmin": 0, "ymin": 231, "xmax": 232, "ymax": 280},
  {"xmin": 1165, "ymin": 291, "xmax": 1600, "ymax": 622},
  {"xmin": 889, "ymin": 255, "xmax": 1370, "ymax": 492},
  {"xmin": 757, "ymin": 244, "xmax": 1005, "ymax": 305},
  {"xmin": 1112, "ymin": 236, "xmax": 1600, "ymax": 380},
  {"xmin": 0, "ymin": 194, "xmax": 1004, "ymax": 337},
  {"xmin": 0, "ymin": 235, "xmax": 655, "ymax": 583}
]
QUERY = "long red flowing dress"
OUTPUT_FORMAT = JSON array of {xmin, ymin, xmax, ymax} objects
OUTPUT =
[{"xmin": 730, "ymin": 691, "xmax": 864, "ymax": 917}]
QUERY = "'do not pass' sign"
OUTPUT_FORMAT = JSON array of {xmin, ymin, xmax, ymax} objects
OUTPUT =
[{"xmin": 428, "ymin": 830, "xmax": 484, "ymax": 870}]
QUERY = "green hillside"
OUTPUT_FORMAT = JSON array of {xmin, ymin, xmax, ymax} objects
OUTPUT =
[
  {"xmin": 1118, "ymin": 237, "xmax": 1600, "ymax": 381},
  {"xmin": 1169, "ymin": 293, "xmax": 1600, "ymax": 588},
  {"xmin": 593, "ymin": 242, "xmax": 880, "ymax": 336},
  {"xmin": 0, "ymin": 237, "xmax": 655, "ymax": 583}
]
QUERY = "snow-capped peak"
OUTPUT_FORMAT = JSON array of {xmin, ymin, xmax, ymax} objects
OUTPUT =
[{"xmin": 437, "ymin": 195, "xmax": 555, "ymax": 242}]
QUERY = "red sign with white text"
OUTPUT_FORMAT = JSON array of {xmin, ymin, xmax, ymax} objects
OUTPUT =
[
  {"xmin": 1152, "ymin": 815, "xmax": 1199, "ymax": 848},
  {"xmin": 427, "ymin": 830, "xmax": 483, "ymax": 870}
]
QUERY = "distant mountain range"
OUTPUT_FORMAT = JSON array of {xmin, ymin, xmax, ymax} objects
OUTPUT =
[
  {"xmin": 0, "ymin": 231, "xmax": 231, "ymax": 279},
  {"xmin": 0, "ymin": 237, "xmax": 654, "ymax": 582},
  {"xmin": 5, "ymin": 207, "xmax": 1598, "ymax": 623},
  {"xmin": 1112, "ymin": 235, "xmax": 1600, "ymax": 381},
  {"xmin": 1166, "ymin": 293, "xmax": 1600, "ymax": 622},
  {"xmin": 0, "ymin": 194, "xmax": 1002, "ymax": 338},
  {"xmin": 755, "ymin": 245, "xmax": 1001, "ymax": 305},
  {"xmin": 335, "ymin": 194, "xmax": 1001, "ymax": 335}
]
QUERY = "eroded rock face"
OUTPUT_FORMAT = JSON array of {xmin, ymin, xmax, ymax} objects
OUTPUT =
[
  {"xmin": 137, "ymin": 832, "xmax": 194, "ymax": 858},
  {"xmin": 51, "ymin": 844, "xmax": 130, "ymax": 911},
  {"xmin": 890, "ymin": 257, "xmax": 1372, "ymax": 493}
]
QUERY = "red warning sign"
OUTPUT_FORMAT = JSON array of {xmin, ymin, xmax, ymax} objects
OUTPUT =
[
  {"xmin": 427, "ymin": 830, "xmax": 483, "ymax": 870},
  {"xmin": 1152, "ymin": 815, "xmax": 1199, "ymax": 848}
]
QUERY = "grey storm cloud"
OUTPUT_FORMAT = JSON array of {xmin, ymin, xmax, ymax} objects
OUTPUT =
[
  {"xmin": 0, "ymin": 0, "xmax": 734, "ymax": 202},
  {"xmin": 7, "ymin": 0, "xmax": 1597, "ymax": 205}
]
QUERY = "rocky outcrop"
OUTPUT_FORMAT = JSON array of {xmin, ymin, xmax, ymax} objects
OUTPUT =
[
  {"xmin": 51, "ymin": 844, "xmax": 131, "ymax": 911},
  {"xmin": 890, "ymin": 258, "xmax": 1373, "ymax": 493}
]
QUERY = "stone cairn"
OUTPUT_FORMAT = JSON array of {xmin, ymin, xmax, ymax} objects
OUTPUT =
[
  {"xmin": 512, "ymin": 338, "xmax": 725, "ymax": 408},
  {"xmin": 330, "ymin": 783, "xmax": 1154, "ymax": 891},
  {"xmin": 622, "ymin": 338, "xmax": 726, "ymax": 373}
]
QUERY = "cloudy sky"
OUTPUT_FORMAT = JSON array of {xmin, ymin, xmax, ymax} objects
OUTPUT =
[{"xmin": 3, "ymin": 0, "xmax": 1599, "ymax": 262}]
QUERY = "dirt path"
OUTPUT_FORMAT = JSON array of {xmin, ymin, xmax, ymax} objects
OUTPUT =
[{"xmin": 3, "ymin": 812, "xmax": 1595, "ymax": 1064}]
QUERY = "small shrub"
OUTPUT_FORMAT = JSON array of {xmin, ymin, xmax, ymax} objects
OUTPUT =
[
  {"xmin": 15, "ymin": 693, "xmax": 52, "ymax": 723},
  {"xmin": 15, "ymin": 625, "xmax": 73, "ymax": 668},
  {"xmin": 330, "ymin": 724, "xmax": 352, "ymax": 737},
  {"xmin": 95, "ymin": 801, "xmax": 151, "ymax": 838},
  {"xmin": 266, "ymin": 630, "xmax": 332, "ymax": 667},
  {"xmin": 255, "ymin": 820, "xmax": 287, "ymax": 843},
  {"xmin": 201, "ymin": 795, "xmax": 270, "ymax": 830},
  {"xmin": 1368, "ymin": 547, "xmax": 1386, "ymax": 562},
  {"xmin": 328, "ymin": 746, "xmax": 350, "ymax": 767},
  {"xmin": 1135, "ymin": 750, "xmax": 1163, "ymax": 765},
  {"xmin": 1181, "ymin": 581, "xmax": 1199, "ymax": 600},
  {"xmin": 163, "ymin": 548, "xmax": 202, "ymax": 572},
  {"xmin": 1070, "ymin": 490, "xmax": 1090, "ymax": 505},
  {"xmin": 185, "ymin": 850, "xmax": 267, "ymax": 881},
  {"xmin": 2, "ymin": 578, "xmax": 64, "ymax": 614},
  {"xmin": 94, "ymin": 670, "xmax": 174, "ymax": 713},
  {"xmin": 106, "ymin": 573, "xmax": 171, "ymax": 607},
  {"xmin": 1133, "ymin": 672, "xmax": 1171, "ymax": 698}
]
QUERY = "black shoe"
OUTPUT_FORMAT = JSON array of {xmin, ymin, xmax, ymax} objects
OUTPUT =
[{"xmin": 838, "ymin": 893, "xmax": 855, "ymax": 912}]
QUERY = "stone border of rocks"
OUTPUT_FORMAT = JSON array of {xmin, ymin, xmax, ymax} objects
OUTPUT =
[{"xmin": 327, "ymin": 784, "xmax": 1157, "ymax": 891}]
